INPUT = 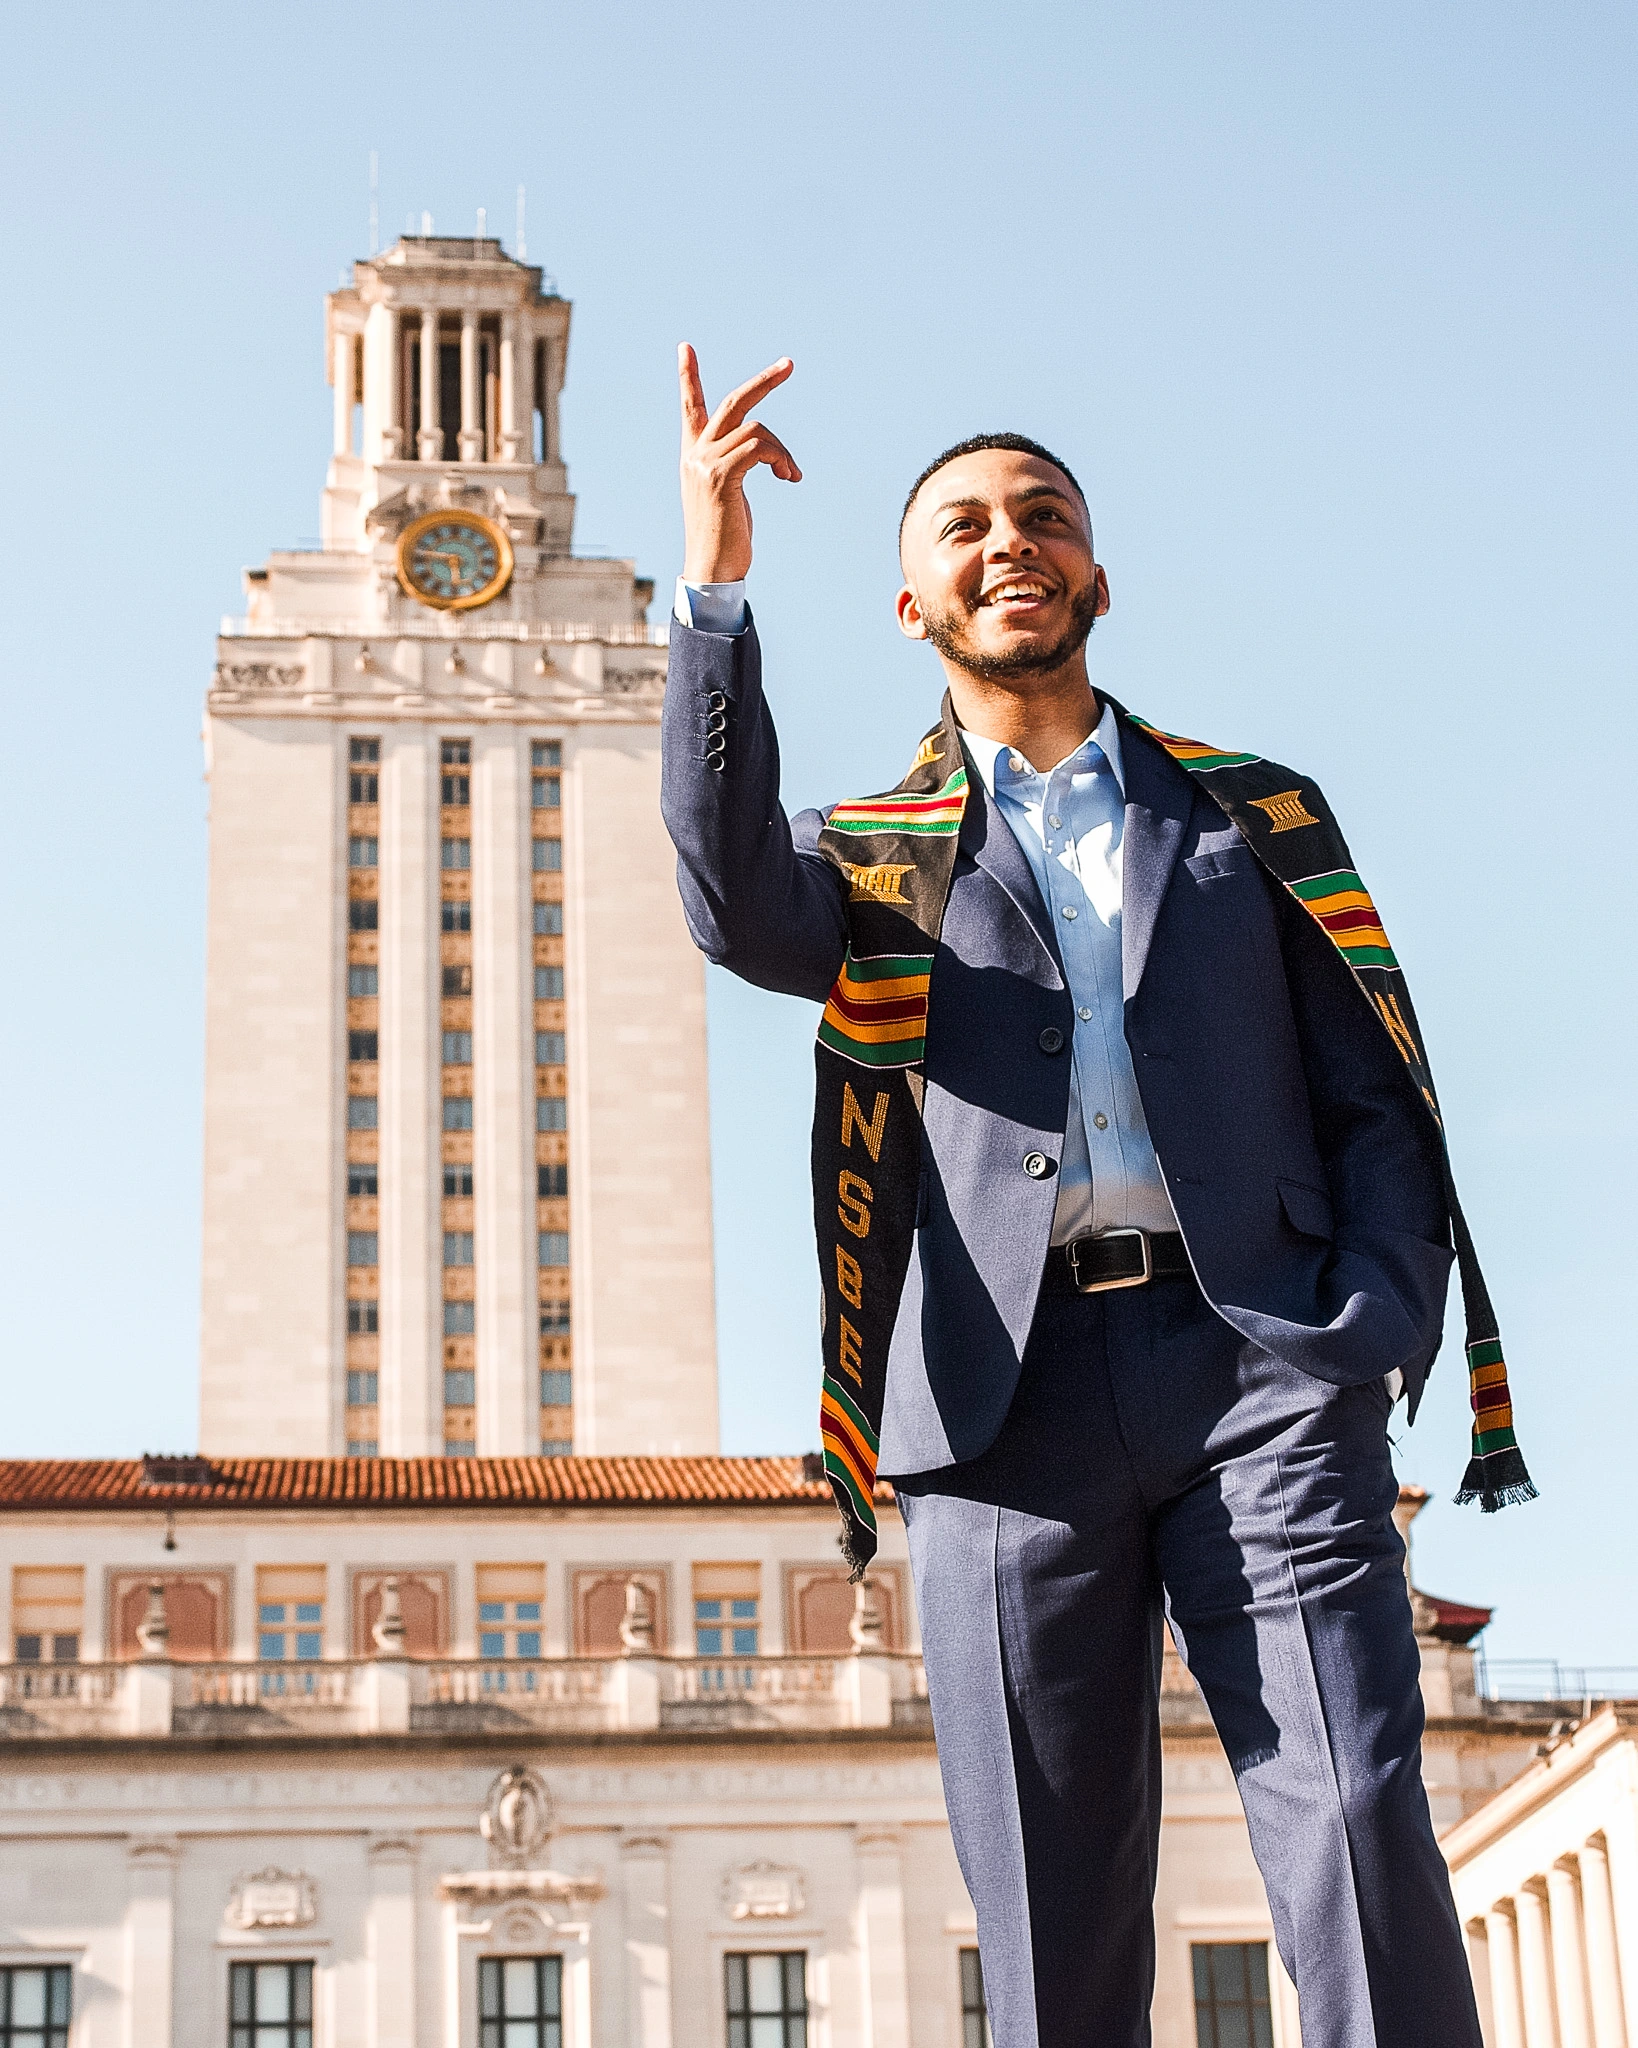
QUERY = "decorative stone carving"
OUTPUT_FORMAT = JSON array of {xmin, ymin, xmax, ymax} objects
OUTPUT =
[
  {"xmin": 481, "ymin": 1764, "xmax": 554, "ymax": 1869},
  {"xmin": 619, "ymin": 1578, "xmax": 656, "ymax": 1655},
  {"xmin": 134, "ymin": 1581, "xmax": 169, "ymax": 1658},
  {"xmin": 371, "ymin": 1576, "xmax": 407, "ymax": 1655},
  {"xmin": 227, "ymin": 1867, "xmax": 317, "ymax": 1930},
  {"xmin": 213, "ymin": 663, "xmax": 304, "ymax": 691},
  {"xmin": 722, "ymin": 1859, "xmax": 805, "ymax": 1921}
]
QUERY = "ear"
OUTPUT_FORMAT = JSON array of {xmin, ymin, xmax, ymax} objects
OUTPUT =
[
  {"xmin": 895, "ymin": 583, "xmax": 928, "ymax": 641},
  {"xmin": 1093, "ymin": 564, "xmax": 1111, "ymax": 619}
]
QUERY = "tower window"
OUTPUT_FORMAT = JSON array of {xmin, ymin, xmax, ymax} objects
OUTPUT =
[
  {"xmin": 349, "ymin": 771, "xmax": 379, "ymax": 803},
  {"xmin": 444, "ymin": 1232, "xmax": 475, "ymax": 1267},
  {"xmin": 444, "ymin": 1368, "xmax": 476, "ymax": 1404},
  {"xmin": 531, "ymin": 838, "xmax": 562, "ymax": 872},
  {"xmin": 540, "ymin": 1306, "xmax": 570, "ymax": 1336},
  {"xmin": 533, "ymin": 902, "xmax": 563, "ymax": 936},
  {"xmin": 346, "ymin": 1370, "xmax": 378, "ymax": 1405},
  {"xmin": 347, "ymin": 1232, "xmax": 379, "ymax": 1267},
  {"xmin": 443, "ymin": 1097, "xmax": 473, "ymax": 1130},
  {"xmin": 441, "ymin": 838, "xmax": 471, "ymax": 870},
  {"xmin": 531, "ymin": 741, "xmax": 561, "ymax": 768},
  {"xmin": 538, "ymin": 1232, "xmax": 569, "ymax": 1269},
  {"xmin": 442, "ymin": 964, "xmax": 472, "ymax": 995},
  {"xmin": 441, "ymin": 739, "xmax": 471, "ymax": 766},
  {"xmin": 536, "ymin": 1097, "xmax": 566, "ymax": 1132},
  {"xmin": 532, "ymin": 774, "xmax": 561, "ymax": 810},
  {"xmin": 536, "ymin": 1032, "xmax": 565, "ymax": 1066},
  {"xmin": 443, "ymin": 1301, "xmax": 476, "ymax": 1335},
  {"xmin": 230, "ymin": 1961, "xmax": 313, "ymax": 2048},
  {"xmin": 349, "ymin": 965, "xmax": 379, "ymax": 996},
  {"xmin": 479, "ymin": 1956, "xmax": 561, "ymax": 2048},
  {"xmin": 349, "ymin": 737, "xmax": 380, "ymax": 764},
  {"xmin": 347, "ymin": 1161, "xmax": 378, "ymax": 1197},
  {"xmin": 441, "ymin": 901, "xmax": 472, "ymax": 933},
  {"xmin": 442, "ymin": 773, "xmax": 470, "ymax": 806},
  {"xmin": 349, "ymin": 1030, "xmax": 379, "ymax": 1062},
  {"xmin": 349, "ymin": 836, "xmax": 379, "ymax": 867},
  {"xmin": 442, "ymin": 1030, "xmax": 473, "ymax": 1065},
  {"xmin": 540, "ymin": 1368, "xmax": 572, "ymax": 1405},
  {"xmin": 348, "ymin": 899, "xmax": 379, "ymax": 931},
  {"xmin": 347, "ymin": 1300, "xmax": 378, "ymax": 1335},
  {"xmin": 347, "ymin": 1096, "xmax": 379, "ymax": 1130},
  {"xmin": 535, "ymin": 967, "xmax": 564, "ymax": 1001},
  {"xmin": 538, "ymin": 1164, "xmax": 568, "ymax": 1198},
  {"xmin": 443, "ymin": 1162, "xmax": 474, "ymax": 1198}
]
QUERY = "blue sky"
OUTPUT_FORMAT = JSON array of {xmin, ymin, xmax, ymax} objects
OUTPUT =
[{"xmin": 2, "ymin": 1, "xmax": 1632, "ymax": 1669}]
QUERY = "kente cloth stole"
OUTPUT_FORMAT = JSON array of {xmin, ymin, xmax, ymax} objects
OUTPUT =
[{"xmin": 810, "ymin": 690, "xmax": 1534, "ymax": 1577}]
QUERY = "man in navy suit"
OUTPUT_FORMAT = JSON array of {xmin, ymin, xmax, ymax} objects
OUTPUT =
[{"xmin": 660, "ymin": 349, "xmax": 1483, "ymax": 2048}]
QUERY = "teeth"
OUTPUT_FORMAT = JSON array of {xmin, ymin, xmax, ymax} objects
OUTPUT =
[{"xmin": 985, "ymin": 584, "xmax": 1047, "ymax": 604}]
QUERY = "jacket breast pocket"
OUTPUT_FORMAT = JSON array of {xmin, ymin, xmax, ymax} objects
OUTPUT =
[
  {"xmin": 1277, "ymin": 1176, "xmax": 1334, "ymax": 1242},
  {"xmin": 1185, "ymin": 843, "xmax": 1258, "ymax": 884}
]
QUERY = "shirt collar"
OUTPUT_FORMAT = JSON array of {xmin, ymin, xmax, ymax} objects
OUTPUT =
[{"xmin": 958, "ymin": 698, "xmax": 1125, "ymax": 801}]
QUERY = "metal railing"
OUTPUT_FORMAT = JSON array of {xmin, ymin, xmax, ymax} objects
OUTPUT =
[{"xmin": 1478, "ymin": 1658, "xmax": 1638, "ymax": 1704}]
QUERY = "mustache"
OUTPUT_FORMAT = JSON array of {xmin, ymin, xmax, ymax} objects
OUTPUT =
[{"xmin": 921, "ymin": 580, "xmax": 1101, "ymax": 681}]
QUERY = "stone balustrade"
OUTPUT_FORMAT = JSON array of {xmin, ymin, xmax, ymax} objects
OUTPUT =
[{"xmin": 0, "ymin": 1652, "xmax": 932, "ymax": 1741}]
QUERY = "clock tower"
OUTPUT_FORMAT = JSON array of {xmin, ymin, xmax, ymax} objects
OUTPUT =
[{"xmin": 199, "ymin": 235, "xmax": 719, "ymax": 1461}]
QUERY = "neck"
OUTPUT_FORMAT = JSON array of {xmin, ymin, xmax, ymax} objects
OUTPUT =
[{"xmin": 941, "ymin": 651, "xmax": 1101, "ymax": 773}]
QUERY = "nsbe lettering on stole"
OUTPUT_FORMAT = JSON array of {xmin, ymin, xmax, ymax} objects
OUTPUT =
[{"xmin": 831, "ymin": 1084, "xmax": 891, "ymax": 1385}]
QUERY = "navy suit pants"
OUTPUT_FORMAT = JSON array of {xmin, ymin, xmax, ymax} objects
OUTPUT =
[{"xmin": 893, "ymin": 1270, "xmax": 1482, "ymax": 2048}]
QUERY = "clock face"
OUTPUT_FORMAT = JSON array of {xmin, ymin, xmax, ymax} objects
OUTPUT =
[{"xmin": 396, "ymin": 511, "xmax": 513, "ymax": 612}]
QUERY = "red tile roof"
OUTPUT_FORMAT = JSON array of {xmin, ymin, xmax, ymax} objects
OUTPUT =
[{"xmin": 0, "ymin": 1454, "xmax": 889, "ymax": 1513}]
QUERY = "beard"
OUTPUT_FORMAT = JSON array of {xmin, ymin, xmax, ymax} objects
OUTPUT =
[{"xmin": 920, "ymin": 579, "xmax": 1102, "ymax": 681}]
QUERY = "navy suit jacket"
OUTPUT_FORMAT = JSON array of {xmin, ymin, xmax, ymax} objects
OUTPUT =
[{"xmin": 661, "ymin": 617, "xmax": 1455, "ymax": 1477}]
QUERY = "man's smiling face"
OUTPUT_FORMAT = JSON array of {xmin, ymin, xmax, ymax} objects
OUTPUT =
[{"xmin": 896, "ymin": 449, "xmax": 1109, "ymax": 681}]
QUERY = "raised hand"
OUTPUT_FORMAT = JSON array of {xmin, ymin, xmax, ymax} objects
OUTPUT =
[{"xmin": 677, "ymin": 344, "xmax": 802, "ymax": 584}]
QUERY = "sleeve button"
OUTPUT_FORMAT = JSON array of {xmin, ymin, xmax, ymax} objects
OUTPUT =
[
  {"xmin": 707, "ymin": 691, "xmax": 727, "ymax": 711},
  {"xmin": 1022, "ymin": 1151, "xmax": 1054, "ymax": 1179}
]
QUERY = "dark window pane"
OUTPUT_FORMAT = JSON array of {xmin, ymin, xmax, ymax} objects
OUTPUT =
[
  {"xmin": 442, "ymin": 964, "xmax": 472, "ymax": 995},
  {"xmin": 538, "ymin": 1164, "xmax": 568, "ymax": 1198},
  {"xmin": 441, "ymin": 899, "xmax": 472, "ymax": 931},
  {"xmin": 347, "ymin": 1300, "xmax": 378, "ymax": 1334},
  {"xmin": 348, "ymin": 899, "xmax": 379, "ymax": 930},
  {"xmin": 440, "ymin": 739, "xmax": 470, "ymax": 767},
  {"xmin": 441, "ymin": 774, "xmax": 470, "ymax": 805},
  {"xmin": 349, "ymin": 1030, "xmax": 379, "ymax": 1062},
  {"xmin": 349, "ymin": 771, "xmax": 378, "ymax": 802},
  {"xmin": 349, "ymin": 737, "xmax": 380, "ymax": 764},
  {"xmin": 533, "ymin": 902, "xmax": 563, "ymax": 935}
]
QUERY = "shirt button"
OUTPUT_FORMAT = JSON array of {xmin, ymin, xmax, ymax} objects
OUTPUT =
[
  {"xmin": 1093, "ymin": 1112, "xmax": 1109, "ymax": 1130},
  {"xmin": 1037, "ymin": 1027, "xmax": 1065, "ymax": 1055},
  {"xmin": 1022, "ymin": 1151, "xmax": 1054, "ymax": 1179},
  {"xmin": 1061, "ymin": 905, "xmax": 1078, "ymax": 921},
  {"xmin": 1049, "ymin": 815, "xmax": 1061, "ymax": 829},
  {"xmin": 1008, "ymin": 753, "xmax": 1025, "ymax": 773},
  {"xmin": 1078, "ymin": 1006, "xmax": 1093, "ymax": 1021}
]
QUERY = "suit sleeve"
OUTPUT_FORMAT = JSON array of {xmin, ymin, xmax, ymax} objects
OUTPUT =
[
  {"xmin": 1273, "ymin": 879, "xmax": 1456, "ymax": 1375},
  {"xmin": 660, "ymin": 614, "xmax": 848, "ymax": 1003}
]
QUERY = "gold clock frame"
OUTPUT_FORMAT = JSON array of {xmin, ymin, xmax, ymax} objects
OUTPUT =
[{"xmin": 395, "ymin": 509, "xmax": 514, "ymax": 613}]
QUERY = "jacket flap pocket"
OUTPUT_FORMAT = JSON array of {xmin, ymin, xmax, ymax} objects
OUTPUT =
[
  {"xmin": 1184, "ymin": 844, "xmax": 1256, "ymax": 882},
  {"xmin": 1277, "ymin": 1177, "xmax": 1334, "ymax": 1241}
]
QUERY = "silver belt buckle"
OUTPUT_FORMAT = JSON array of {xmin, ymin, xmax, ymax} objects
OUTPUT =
[{"xmin": 1066, "ymin": 1226, "xmax": 1153, "ymax": 1294}]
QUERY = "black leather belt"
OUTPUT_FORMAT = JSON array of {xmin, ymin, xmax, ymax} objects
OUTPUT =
[{"xmin": 1052, "ymin": 1227, "xmax": 1192, "ymax": 1295}]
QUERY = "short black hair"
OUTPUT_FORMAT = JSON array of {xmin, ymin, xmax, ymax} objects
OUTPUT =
[{"xmin": 899, "ymin": 433, "xmax": 1087, "ymax": 544}]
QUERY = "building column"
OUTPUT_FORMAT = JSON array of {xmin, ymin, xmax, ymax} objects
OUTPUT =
[
  {"xmin": 1551, "ymin": 1861, "xmax": 1595, "ymax": 2048},
  {"xmin": 472, "ymin": 728, "xmax": 533, "ymax": 1454},
  {"xmin": 1517, "ymin": 1884, "xmax": 1562, "ymax": 2048},
  {"xmin": 1580, "ymin": 1839, "xmax": 1629, "ymax": 2048},
  {"xmin": 1601, "ymin": 1787, "xmax": 1638, "ymax": 2048},
  {"xmin": 498, "ymin": 314, "xmax": 523, "ymax": 462},
  {"xmin": 364, "ymin": 302, "xmax": 401, "ymax": 461},
  {"xmin": 333, "ymin": 331, "xmax": 354, "ymax": 456},
  {"xmin": 125, "ymin": 1838, "xmax": 178, "ymax": 2048},
  {"xmin": 418, "ymin": 309, "xmax": 441, "ymax": 462},
  {"xmin": 367, "ymin": 1836, "xmax": 418, "ymax": 2048},
  {"xmin": 620, "ymin": 1836, "xmax": 673, "ymax": 2048},
  {"xmin": 379, "ymin": 727, "xmax": 438, "ymax": 1454},
  {"xmin": 854, "ymin": 1831, "xmax": 911, "ymax": 2048},
  {"xmin": 459, "ymin": 308, "xmax": 483, "ymax": 462},
  {"xmin": 1487, "ymin": 1906, "xmax": 1529, "ymax": 2048}
]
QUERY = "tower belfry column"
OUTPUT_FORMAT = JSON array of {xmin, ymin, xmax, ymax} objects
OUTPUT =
[
  {"xmin": 418, "ymin": 309, "xmax": 440, "ymax": 462},
  {"xmin": 459, "ymin": 308, "xmax": 482, "ymax": 462}
]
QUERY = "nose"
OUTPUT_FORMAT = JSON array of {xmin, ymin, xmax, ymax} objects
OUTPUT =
[{"xmin": 984, "ymin": 514, "xmax": 1036, "ymax": 560}]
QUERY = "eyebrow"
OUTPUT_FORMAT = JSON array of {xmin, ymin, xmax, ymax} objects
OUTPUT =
[{"xmin": 929, "ymin": 482, "xmax": 1078, "ymax": 520}]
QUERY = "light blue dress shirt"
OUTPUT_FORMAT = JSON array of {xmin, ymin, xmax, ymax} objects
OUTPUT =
[
  {"xmin": 959, "ymin": 719, "xmax": 1177, "ymax": 1245},
  {"xmin": 675, "ymin": 576, "xmax": 1179, "ymax": 1247}
]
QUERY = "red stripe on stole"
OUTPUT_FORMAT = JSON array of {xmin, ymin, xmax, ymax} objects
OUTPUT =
[{"xmin": 825, "ymin": 988, "xmax": 929, "ymax": 1026}]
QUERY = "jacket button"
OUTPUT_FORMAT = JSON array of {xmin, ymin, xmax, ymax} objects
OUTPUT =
[
  {"xmin": 707, "ymin": 691, "xmax": 727, "ymax": 711},
  {"xmin": 706, "ymin": 710, "xmax": 727, "ymax": 734},
  {"xmin": 1022, "ymin": 1151, "xmax": 1054, "ymax": 1179},
  {"xmin": 1037, "ymin": 1026, "xmax": 1065, "ymax": 1055}
]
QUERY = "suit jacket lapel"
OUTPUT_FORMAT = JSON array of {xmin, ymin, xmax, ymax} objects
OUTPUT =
[
  {"xmin": 1110, "ymin": 701, "xmax": 1192, "ymax": 1000},
  {"xmin": 958, "ymin": 761, "xmax": 1065, "ymax": 981}
]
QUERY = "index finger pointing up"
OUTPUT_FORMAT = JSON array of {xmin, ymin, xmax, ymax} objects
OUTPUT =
[
  {"xmin": 678, "ymin": 343, "xmax": 710, "ymax": 438},
  {"xmin": 708, "ymin": 358, "xmax": 795, "ymax": 440}
]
